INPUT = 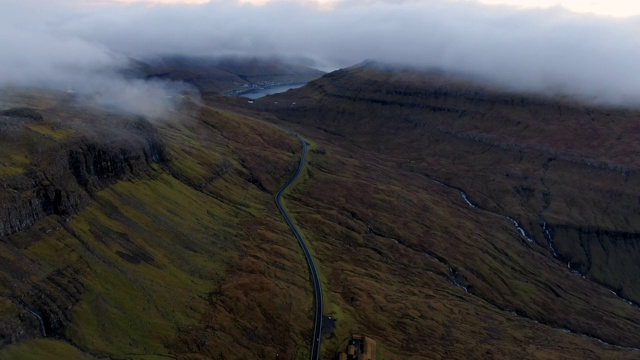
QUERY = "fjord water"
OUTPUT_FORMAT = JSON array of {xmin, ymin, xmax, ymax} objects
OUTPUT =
[{"xmin": 241, "ymin": 83, "xmax": 306, "ymax": 99}]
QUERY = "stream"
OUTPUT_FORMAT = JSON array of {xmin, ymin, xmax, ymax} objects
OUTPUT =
[{"xmin": 408, "ymin": 172, "xmax": 640, "ymax": 351}]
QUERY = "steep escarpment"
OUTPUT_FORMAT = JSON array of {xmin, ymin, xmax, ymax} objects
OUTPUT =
[
  {"xmin": 552, "ymin": 225, "xmax": 640, "ymax": 299},
  {"xmin": 0, "ymin": 90, "xmax": 314, "ymax": 359},
  {"xmin": 68, "ymin": 133, "xmax": 166, "ymax": 192},
  {"xmin": 0, "ymin": 115, "xmax": 166, "ymax": 238},
  {"xmin": 0, "ymin": 103, "xmax": 169, "ymax": 351},
  {"xmin": 0, "ymin": 107, "xmax": 44, "ymax": 121},
  {"xmin": 263, "ymin": 64, "xmax": 639, "ymax": 167}
]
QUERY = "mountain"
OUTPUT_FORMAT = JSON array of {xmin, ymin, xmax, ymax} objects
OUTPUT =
[
  {"xmin": 1, "ymin": 62, "xmax": 640, "ymax": 359},
  {"xmin": 0, "ymin": 87, "xmax": 313, "ymax": 359},
  {"xmin": 137, "ymin": 56, "xmax": 325, "ymax": 96},
  {"xmin": 252, "ymin": 63, "xmax": 640, "ymax": 358},
  {"xmin": 258, "ymin": 63, "xmax": 640, "ymax": 303}
]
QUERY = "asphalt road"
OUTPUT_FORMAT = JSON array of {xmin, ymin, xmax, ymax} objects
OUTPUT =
[{"xmin": 275, "ymin": 134, "xmax": 324, "ymax": 360}]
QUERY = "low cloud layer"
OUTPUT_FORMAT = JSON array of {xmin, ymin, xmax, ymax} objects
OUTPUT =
[
  {"xmin": 0, "ymin": 1, "xmax": 195, "ymax": 118},
  {"xmin": 2, "ymin": 0, "xmax": 640, "ymax": 109}
]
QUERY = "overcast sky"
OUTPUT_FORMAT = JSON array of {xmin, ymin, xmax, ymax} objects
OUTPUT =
[{"xmin": 2, "ymin": 0, "xmax": 640, "ymax": 113}]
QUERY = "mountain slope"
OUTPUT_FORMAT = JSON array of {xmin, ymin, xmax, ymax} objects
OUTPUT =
[
  {"xmin": 0, "ymin": 89, "xmax": 314, "ymax": 359},
  {"xmin": 249, "ymin": 64, "xmax": 640, "ymax": 358},
  {"xmin": 258, "ymin": 64, "xmax": 640, "ymax": 303},
  {"xmin": 140, "ymin": 56, "xmax": 324, "ymax": 96},
  {"xmin": 3, "ymin": 62, "xmax": 640, "ymax": 359}
]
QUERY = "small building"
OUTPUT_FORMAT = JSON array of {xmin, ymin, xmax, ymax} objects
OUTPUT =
[
  {"xmin": 347, "ymin": 345, "xmax": 356, "ymax": 356},
  {"xmin": 362, "ymin": 336, "xmax": 377, "ymax": 360},
  {"xmin": 336, "ymin": 334, "xmax": 377, "ymax": 360}
]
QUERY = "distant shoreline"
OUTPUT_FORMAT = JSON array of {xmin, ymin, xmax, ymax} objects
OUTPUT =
[{"xmin": 236, "ymin": 82, "xmax": 307, "ymax": 99}]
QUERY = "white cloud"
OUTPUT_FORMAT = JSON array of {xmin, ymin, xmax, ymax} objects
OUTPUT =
[
  {"xmin": 2, "ymin": 0, "xmax": 640, "ymax": 106},
  {"xmin": 477, "ymin": 0, "xmax": 640, "ymax": 18},
  {"xmin": 105, "ymin": 0, "xmax": 211, "ymax": 5},
  {"xmin": 0, "ymin": 0, "xmax": 195, "ymax": 118},
  {"xmin": 97, "ymin": 0, "xmax": 640, "ymax": 17}
]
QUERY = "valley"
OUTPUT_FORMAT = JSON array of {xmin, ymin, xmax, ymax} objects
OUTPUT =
[
  {"xmin": 1, "ymin": 62, "xmax": 640, "ymax": 359},
  {"xmin": 0, "ymin": 92, "xmax": 313, "ymax": 359},
  {"xmin": 139, "ymin": 56, "xmax": 324, "ymax": 97},
  {"xmin": 253, "ymin": 63, "xmax": 640, "ymax": 358}
]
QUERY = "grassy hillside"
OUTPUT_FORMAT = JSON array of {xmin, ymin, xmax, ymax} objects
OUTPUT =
[
  {"xmin": 0, "ymin": 89, "xmax": 314, "ymax": 358},
  {"xmin": 3, "ymin": 62, "xmax": 640, "ymax": 360},
  {"xmin": 247, "ymin": 65, "xmax": 640, "ymax": 358},
  {"xmin": 258, "ymin": 64, "xmax": 640, "ymax": 304},
  {"xmin": 245, "ymin": 123, "xmax": 640, "ymax": 359}
]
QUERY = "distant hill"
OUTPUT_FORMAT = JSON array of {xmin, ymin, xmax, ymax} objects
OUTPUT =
[{"xmin": 133, "ymin": 55, "xmax": 324, "ymax": 95}]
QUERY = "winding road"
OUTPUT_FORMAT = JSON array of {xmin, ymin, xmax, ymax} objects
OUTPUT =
[
  {"xmin": 275, "ymin": 134, "xmax": 324, "ymax": 360},
  {"xmin": 193, "ymin": 99, "xmax": 323, "ymax": 358}
]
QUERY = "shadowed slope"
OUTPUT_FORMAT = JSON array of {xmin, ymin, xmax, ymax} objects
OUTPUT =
[
  {"xmin": 249, "ymin": 65, "xmax": 640, "ymax": 358},
  {"xmin": 258, "ymin": 64, "xmax": 640, "ymax": 303}
]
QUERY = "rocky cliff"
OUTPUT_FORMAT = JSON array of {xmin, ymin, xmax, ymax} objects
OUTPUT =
[{"xmin": 0, "ymin": 113, "xmax": 166, "ymax": 239}]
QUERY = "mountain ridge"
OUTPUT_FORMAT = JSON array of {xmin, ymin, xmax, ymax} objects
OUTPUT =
[{"xmin": 137, "ymin": 55, "xmax": 325, "ymax": 96}]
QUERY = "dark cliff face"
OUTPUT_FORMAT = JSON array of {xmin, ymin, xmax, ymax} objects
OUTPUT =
[
  {"xmin": 0, "ymin": 116, "xmax": 166, "ymax": 239},
  {"xmin": 261, "ymin": 66, "xmax": 637, "ymax": 160},
  {"xmin": 0, "ymin": 107, "xmax": 44, "ymax": 122},
  {"xmin": 259, "ymin": 64, "xmax": 640, "ymax": 303},
  {"xmin": 68, "ymin": 135, "xmax": 166, "ymax": 192},
  {"xmin": 552, "ymin": 225, "xmax": 640, "ymax": 301},
  {"xmin": 0, "ymin": 110, "xmax": 166, "ymax": 346}
]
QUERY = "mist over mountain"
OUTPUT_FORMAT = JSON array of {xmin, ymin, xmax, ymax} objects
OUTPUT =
[{"xmin": 2, "ymin": 0, "xmax": 640, "ymax": 110}]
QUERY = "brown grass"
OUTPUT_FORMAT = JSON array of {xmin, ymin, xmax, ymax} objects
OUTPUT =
[
  {"xmin": 244, "ymin": 66, "xmax": 640, "ymax": 358},
  {"xmin": 0, "ymin": 89, "xmax": 313, "ymax": 358}
]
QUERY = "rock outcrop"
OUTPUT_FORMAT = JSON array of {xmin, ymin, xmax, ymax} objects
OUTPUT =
[
  {"xmin": 0, "ymin": 107, "xmax": 44, "ymax": 121},
  {"xmin": 0, "ymin": 117, "xmax": 166, "ymax": 238}
]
